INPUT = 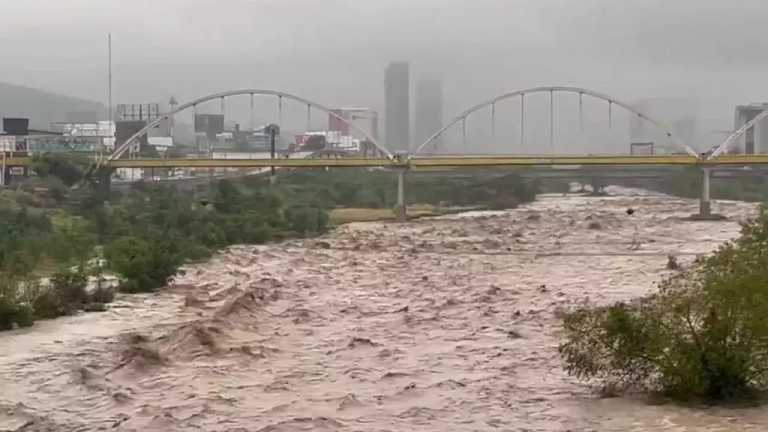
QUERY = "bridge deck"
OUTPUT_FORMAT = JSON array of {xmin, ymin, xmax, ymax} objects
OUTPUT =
[{"xmin": 5, "ymin": 154, "xmax": 768, "ymax": 168}]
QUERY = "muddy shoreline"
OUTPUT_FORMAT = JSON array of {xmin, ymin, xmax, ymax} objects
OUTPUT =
[{"xmin": 1, "ymin": 188, "xmax": 766, "ymax": 431}]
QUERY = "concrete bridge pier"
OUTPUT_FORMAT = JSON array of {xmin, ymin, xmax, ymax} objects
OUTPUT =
[
  {"xmin": 692, "ymin": 167, "xmax": 725, "ymax": 220},
  {"xmin": 396, "ymin": 168, "xmax": 407, "ymax": 222},
  {"xmin": 700, "ymin": 167, "xmax": 711, "ymax": 217}
]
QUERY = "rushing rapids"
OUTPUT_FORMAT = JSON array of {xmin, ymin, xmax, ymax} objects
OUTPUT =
[{"xmin": 1, "ymin": 187, "xmax": 766, "ymax": 431}]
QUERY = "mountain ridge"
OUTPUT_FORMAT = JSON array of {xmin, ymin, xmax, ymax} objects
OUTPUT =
[{"xmin": 0, "ymin": 81, "xmax": 106, "ymax": 130}]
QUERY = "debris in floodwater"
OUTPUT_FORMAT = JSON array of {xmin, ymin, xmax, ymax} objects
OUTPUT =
[
  {"xmin": 314, "ymin": 241, "xmax": 332, "ymax": 249},
  {"xmin": 348, "ymin": 337, "xmax": 378, "ymax": 348},
  {"xmin": 666, "ymin": 255, "xmax": 681, "ymax": 270}
]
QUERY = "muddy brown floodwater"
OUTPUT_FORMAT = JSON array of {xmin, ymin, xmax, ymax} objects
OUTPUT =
[{"xmin": 2, "ymin": 187, "xmax": 768, "ymax": 431}]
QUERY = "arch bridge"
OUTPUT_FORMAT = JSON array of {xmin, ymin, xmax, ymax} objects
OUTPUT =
[
  {"xmin": 106, "ymin": 89, "xmax": 392, "ymax": 167},
  {"xmin": 3, "ymin": 85, "xmax": 768, "ymax": 221},
  {"xmin": 411, "ymin": 86, "xmax": 699, "ymax": 158}
]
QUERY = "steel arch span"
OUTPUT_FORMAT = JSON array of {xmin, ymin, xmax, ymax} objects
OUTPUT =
[
  {"xmin": 107, "ymin": 89, "xmax": 391, "ymax": 163},
  {"xmin": 708, "ymin": 109, "xmax": 768, "ymax": 160},
  {"xmin": 411, "ymin": 86, "xmax": 699, "ymax": 158}
]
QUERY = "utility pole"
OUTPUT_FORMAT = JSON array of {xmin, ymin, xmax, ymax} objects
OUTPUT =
[
  {"xmin": 108, "ymin": 34, "xmax": 113, "ymax": 135},
  {"xmin": 169, "ymin": 96, "xmax": 178, "ymax": 144},
  {"xmin": 1, "ymin": 152, "xmax": 6, "ymax": 187},
  {"xmin": 268, "ymin": 124, "xmax": 279, "ymax": 182}
]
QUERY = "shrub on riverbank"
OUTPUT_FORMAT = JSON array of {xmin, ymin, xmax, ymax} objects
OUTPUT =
[
  {"xmin": 0, "ymin": 277, "xmax": 34, "ymax": 330},
  {"xmin": 32, "ymin": 267, "xmax": 112, "ymax": 319},
  {"xmin": 50, "ymin": 267, "xmax": 88, "ymax": 307},
  {"xmin": 105, "ymin": 237, "xmax": 182, "ymax": 293},
  {"xmin": 610, "ymin": 167, "xmax": 768, "ymax": 203},
  {"xmin": 271, "ymin": 169, "xmax": 539, "ymax": 211},
  {"xmin": 0, "ymin": 161, "xmax": 539, "ymax": 328},
  {"xmin": 560, "ymin": 207, "xmax": 768, "ymax": 401}
]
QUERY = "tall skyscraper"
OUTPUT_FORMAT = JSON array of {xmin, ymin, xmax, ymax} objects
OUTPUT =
[
  {"xmin": 734, "ymin": 104, "xmax": 768, "ymax": 154},
  {"xmin": 385, "ymin": 62, "xmax": 410, "ymax": 152},
  {"xmin": 414, "ymin": 78, "xmax": 443, "ymax": 150}
]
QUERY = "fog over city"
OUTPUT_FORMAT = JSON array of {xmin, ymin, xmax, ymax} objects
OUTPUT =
[{"xmin": 2, "ymin": 0, "xmax": 768, "ymax": 152}]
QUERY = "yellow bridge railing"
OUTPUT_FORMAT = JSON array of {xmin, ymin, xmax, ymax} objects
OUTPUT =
[{"xmin": 7, "ymin": 154, "xmax": 768, "ymax": 169}]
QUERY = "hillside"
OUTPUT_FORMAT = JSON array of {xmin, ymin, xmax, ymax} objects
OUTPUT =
[{"xmin": 0, "ymin": 82, "xmax": 106, "ymax": 130}]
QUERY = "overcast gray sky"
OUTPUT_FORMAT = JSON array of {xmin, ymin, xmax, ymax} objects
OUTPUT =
[{"xmin": 1, "ymin": 0, "xmax": 766, "ymax": 149}]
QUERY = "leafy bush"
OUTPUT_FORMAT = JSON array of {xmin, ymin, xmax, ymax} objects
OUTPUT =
[
  {"xmin": 560, "ymin": 207, "xmax": 768, "ymax": 401},
  {"xmin": 106, "ymin": 236, "xmax": 182, "ymax": 293},
  {"xmin": 31, "ymin": 154, "xmax": 88, "ymax": 187},
  {"xmin": 285, "ymin": 205, "xmax": 329, "ymax": 236},
  {"xmin": 0, "ymin": 299, "xmax": 33, "ymax": 330},
  {"xmin": 31, "ymin": 287, "xmax": 65, "ymax": 319},
  {"xmin": 0, "ymin": 277, "xmax": 35, "ymax": 329},
  {"xmin": 50, "ymin": 267, "xmax": 89, "ymax": 307},
  {"xmin": 89, "ymin": 285, "xmax": 116, "ymax": 304},
  {"xmin": 614, "ymin": 167, "xmax": 768, "ymax": 203}
]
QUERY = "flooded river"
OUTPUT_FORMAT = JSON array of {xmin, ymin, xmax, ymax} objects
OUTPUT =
[{"xmin": 2, "ymin": 188, "xmax": 767, "ymax": 431}]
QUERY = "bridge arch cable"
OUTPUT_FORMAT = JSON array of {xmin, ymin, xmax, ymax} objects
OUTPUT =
[
  {"xmin": 708, "ymin": 109, "xmax": 768, "ymax": 159},
  {"xmin": 106, "ymin": 89, "xmax": 392, "ymax": 165},
  {"xmin": 410, "ymin": 86, "xmax": 699, "ymax": 158}
]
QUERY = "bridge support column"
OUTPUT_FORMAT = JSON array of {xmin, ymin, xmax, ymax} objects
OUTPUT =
[
  {"xmin": 396, "ymin": 168, "xmax": 407, "ymax": 222},
  {"xmin": 700, "ymin": 167, "xmax": 711, "ymax": 218},
  {"xmin": 691, "ymin": 167, "xmax": 725, "ymax": 221}
]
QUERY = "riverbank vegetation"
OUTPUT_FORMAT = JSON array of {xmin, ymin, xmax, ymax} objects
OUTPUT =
[
  {"xmin": 560, "ymin": 206, "xmax": 768, "ymax": 401},
  {"xmin": 605, "ymin": 167, "xmax": 768, "ymax": 203},
  {"xmin": 0, "ymin": 157, "xmax": 538, "ymax": 330}
]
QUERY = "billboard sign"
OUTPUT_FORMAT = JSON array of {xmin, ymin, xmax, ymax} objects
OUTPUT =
[{"xmin": 117, "ymin": 104, "xmax": 160, "ymax": 122}]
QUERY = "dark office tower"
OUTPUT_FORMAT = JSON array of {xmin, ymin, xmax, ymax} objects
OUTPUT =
[
  {"xmin": 414, "ymin": 78, "xmax": 443, "ymax": 150},
  {"xmin": 385, "ymin": 62, "xmax": 410, "ymax": 152}
]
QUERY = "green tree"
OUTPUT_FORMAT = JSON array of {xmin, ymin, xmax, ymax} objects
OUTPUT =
[
  {"xmin": 50, "ymin": 267, "xmax": 88, "ymax": 308},
  {"xmin": 214, "ymin": 179, "xmax": 243, "ymax": 214},
  {"xmin": 106, "ymin": 236, "xmax": 182, "ymax": 293},
  {"xmin": 31, "ymin": 154, "xmax": 89, "ymax": 187},
  {"xmin": 560, "ymin": 206, "xmax": 768, "ymax": 401},
  {"xmin": 0, "ymin": 274, "xmax": 35, "ymax": 330},
  {"xmin": 285, "ymin": 205, "xmax": 328, "ymax": 236}
]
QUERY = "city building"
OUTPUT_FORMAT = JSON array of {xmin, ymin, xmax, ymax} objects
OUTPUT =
[
  {"xmin": 385, "ymin": 61, "xmax": 410, "ymax": 152},
  {"xmin": 294, "ymin": 130, "xmax": 359, "ymax": 152},
  {"xmin": 414, "ymin": 78, "xmax": 443, "ymax": 149},
  {"xmin": 194, "ymin": 114, "xmax": 225, "ymax": 154},
  {"xmin": 116, "ymin": 103, "xmax": 170, "ymax": 155},
  {"xmin": 51, "ymin": 121, "xmax": 116, "ymax": 151},
  {"xmin": 1, "ymin": 117, "xmax": 111, "ymax": 155},
  {"xmin": 213, "ymin": 124, "xmax": 276, "ymax": 153},
  {"xmin": 733, "ymin": 104, "xmax": 768, "ymax": 154},
  {"xmin": 328, "ymin": 107, "xmax": 379, "ymax": 143}
]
